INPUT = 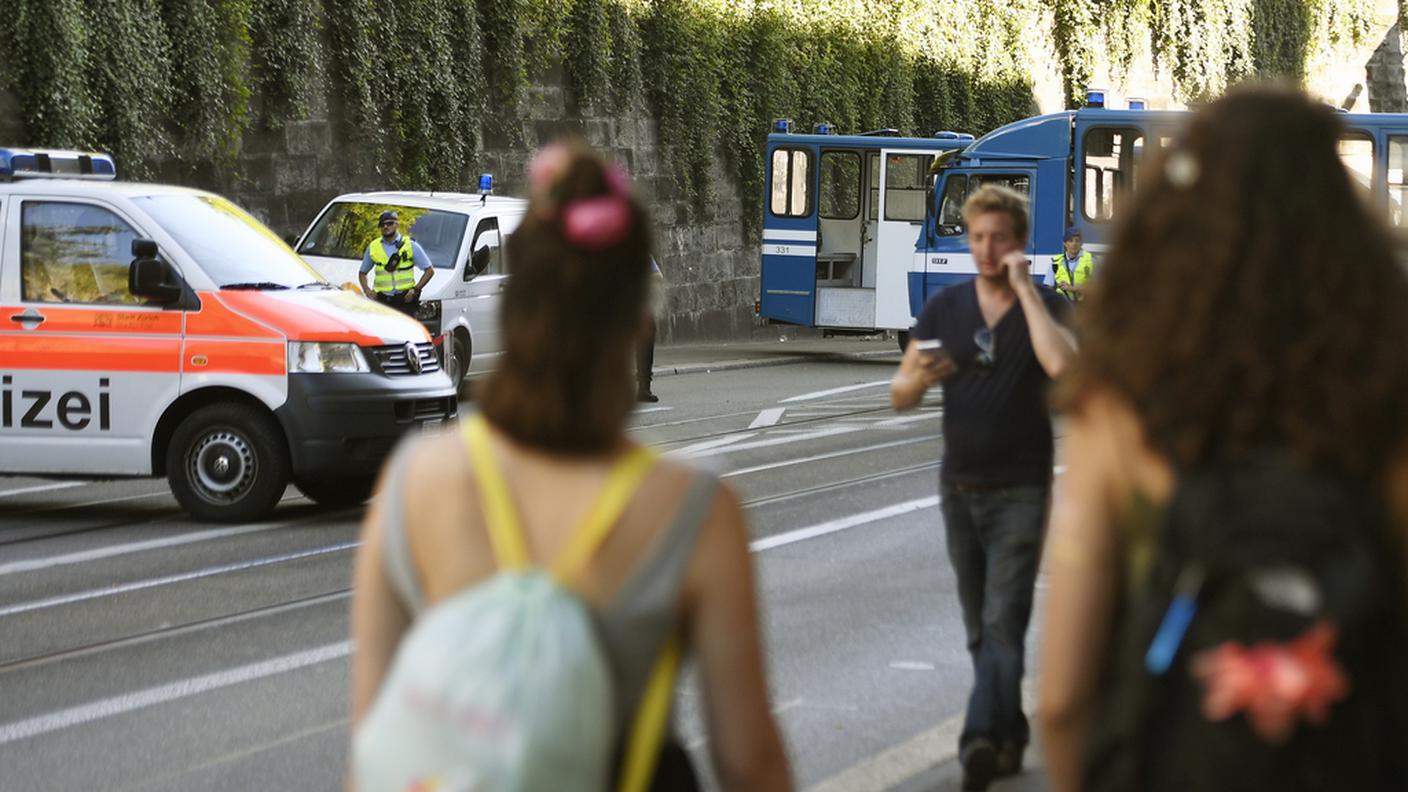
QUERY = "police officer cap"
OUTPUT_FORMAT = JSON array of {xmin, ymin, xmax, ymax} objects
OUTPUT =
[
  {"xmin": 1062, "ymin": 226, "xmax": 1081, "ymax": 241},
  {"xmin": 379, "ymin": 210, "xmax": 399, "ymax": 224}
]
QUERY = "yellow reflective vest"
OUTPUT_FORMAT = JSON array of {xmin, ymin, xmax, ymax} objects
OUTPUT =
[
  {"xmin": 1052, "ymin": 250, "xmax": 1094, "ymax": 299},
  {"xmin": 368, "ymin": 236, "xmax": 417, "ymax": 293}
]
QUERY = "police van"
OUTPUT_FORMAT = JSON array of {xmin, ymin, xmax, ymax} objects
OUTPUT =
[
  {"xmin": 294, "ymin": 180, "xmax": 527, "ymax": 389},
  {"xmin": 0, "ymin": 148, "xmax": 458, "ymax": 522}
]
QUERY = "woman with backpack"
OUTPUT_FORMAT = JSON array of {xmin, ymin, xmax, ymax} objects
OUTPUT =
[
  {"xmin": 349, "ymin": 142, "xmax": 792, "ymax": 792},
  {"xmin": 1037, "ymin": 87, "xmax": 1408, "ymax": 791}
]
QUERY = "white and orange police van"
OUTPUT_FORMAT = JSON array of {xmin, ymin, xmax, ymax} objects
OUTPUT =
[{"xmin": 0, "ymin": 148, "xmax": 458, "ymax": 522}]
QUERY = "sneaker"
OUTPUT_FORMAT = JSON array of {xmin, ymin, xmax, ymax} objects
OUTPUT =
[
  {"xmin": 637, "ymin": 391, "xmax": 659, "ymax": 403},
  {"xmin": 960, "ymin": 739, "xmax": 999, "ymax": 791},
  {"xmin": 996, "ymin": 744, "xmax": 1024, "ymax": 777}
]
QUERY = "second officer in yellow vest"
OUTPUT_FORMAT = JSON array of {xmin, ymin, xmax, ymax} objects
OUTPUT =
[
  {"xmin": 1049, "ymin": 226, "xmax": 1094, "ymax": 301},
  {"xmin": 358, "ymin": 210, "xmax": 435, "ymax": 316}
]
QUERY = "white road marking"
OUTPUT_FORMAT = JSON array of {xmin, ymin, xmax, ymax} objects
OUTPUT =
[
  {"xmin": 869, "ymin": 411, "xmax": 943, "ymax": 429},
  {"xmin": 748, "ymin": 407, "xmax": 786, "ymax": 429},
  {"xmin": 0, "ymin": 542, "xmax": 360, "ymax": 616},
  {"xmin": 665, "ymin": 433, "xmax": 759, "ymax": 457},
  {"xmin": 0, "ymin": 642, "xmax": 352, "ymax": 746},
  {"xmin": 0, "ymin": 518, "xmax": 323, "ymax": 577},
  {"xmin": 750, "ymin": 496, "xmax": 939, "ymax": 552},
  {"xmin": 680, "ymin": 425, "xmax": 861, "ymax": 459},
  {"xmin": 722, "ymin": 434, "xmax": 941, "ymax": 479},
  {"xmin": 888, "ymin": 661, "xmax": 936, "ymax": 671},
  {"xmin": 780, "ymin": 380, "xmax": 891, "ymax": 404},
  {"xmin": 634, "ymin": 405, "xmax": 673, "ymax": 414},
  {"xmin": 10, "ymin": 491, "xmax": 167, "ymax": 516},
  {"xmin": 0, "ymin": 481, "xmax": 87, "ymax": 499}
]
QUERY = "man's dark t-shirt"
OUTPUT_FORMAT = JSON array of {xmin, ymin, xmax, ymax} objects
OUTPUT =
[{"xmin": 913, "ymin": 280, "xmax": 1069, "ymax": 487}]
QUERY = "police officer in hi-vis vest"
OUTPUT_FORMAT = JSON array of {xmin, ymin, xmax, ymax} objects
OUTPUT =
[
  {"xmin": 358, "ymin": 210, "xmax": 435, "ymax": 316},
  {"xmin": 1048, "ymin": 226, "xmax": 1094, "ymax": 301}
]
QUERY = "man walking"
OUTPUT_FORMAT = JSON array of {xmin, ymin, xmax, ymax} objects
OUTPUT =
[
  {"xmin": 890, "ymin": 185, "xmax": 1075, "ymax": 791},
  {"xmin": 1046, "ymin": 226, "xmax": 1094, "ymax": 301},
  {"xmin": 358, "ymin": 210, "xmax": 435, "ymax": 316}
]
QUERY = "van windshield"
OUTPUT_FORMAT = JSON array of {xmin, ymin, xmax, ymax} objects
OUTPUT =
[
  {"xmin": 133, "ymin": 194, "xmax": 325, "ymax": 289},
  {"xmin": 298, "ymin": 202, "xmax": 469, "ymax": 269}
]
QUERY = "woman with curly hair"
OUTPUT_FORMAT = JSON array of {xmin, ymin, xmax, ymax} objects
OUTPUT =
[{"xmin": 1037, "ymin": 87, "xmax": 1408, "ymax": 790}]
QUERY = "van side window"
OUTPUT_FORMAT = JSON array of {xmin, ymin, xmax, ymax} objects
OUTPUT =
[
  {"xmin": 937, "ymin": 174, "xmax": 968, "ymax": 232},
  {"xmin": 21, "ymin": 201, "xmax": 141, "ymax": 305},
  {"xmin": 883, "ymin": 154, "xmax": 930, "ymax": 222},
  {"xmin": 1338, "ymin": 132, "xmax": 1376, "ymax": 201},
  {"xmin": 819, "ymin": 151, "xmax": 860, "ymax": 220},
  {"xmin": 1389, "ymin": 136, "xmax": 1408, "ymax": 227},
  {"xmin": 1082, "ymin": 127, "xmax": 1144, "ymax": 222},
  {"xmin": 467, "ymin": 218, "xmax": 503, "ymax": 280},
  {"xmin": 937, "ymin": 173, "xmax": 1030, "ymax": 234},
  {"xmin": 770, "ymin": 148, "xmax": 811, "ymax": 217}
]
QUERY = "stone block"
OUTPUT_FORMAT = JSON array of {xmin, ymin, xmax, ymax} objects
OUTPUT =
[
  {"xmin": 286, "ymin": 121, "xmax": 332, "ymax": 156},
  {"xmin": 234, "ymin": 155, "xmax": 276, "ymax": 192},
  {"xmin": 534, "ymin": 119, "xmax": 587, "ymax": 146},
  {"xmin": 243, "ymin": 126, "xmax": 288, "ymax": 157},
  {"xmin": 523, "ymin": 86, "xmax": 567, "ymax": 120},
  {"xmin": 275, "ymin": 156, "xmax": 319, "ymax": 194},
  {"xmin": 585, "ymin": 119, "xmax": 613, "ymax": 147}
]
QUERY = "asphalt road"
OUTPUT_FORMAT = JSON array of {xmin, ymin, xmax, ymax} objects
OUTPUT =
[{"xmin": 0, "ymin": 355, "xmax": 1046, "ymax": 791}]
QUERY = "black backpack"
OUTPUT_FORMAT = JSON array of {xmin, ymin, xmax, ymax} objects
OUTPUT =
[{"xmin": 1085, "ymin": 454, "xmax": 1408, "ymax": 792}]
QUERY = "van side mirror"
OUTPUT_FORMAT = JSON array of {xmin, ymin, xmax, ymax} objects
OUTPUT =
[
  {"xmin": 128, "ymin": 239, "xmax": 182, "ymax": 304},
  {"xmin": 471, "ymin": 245, "xmax": 491, "ymax": 274}
]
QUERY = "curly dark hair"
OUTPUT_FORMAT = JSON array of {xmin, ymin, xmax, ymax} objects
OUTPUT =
[
  {"xmin": 1060, "ymin": 86, "xmax": 1408, "ymax": 478},
  {"xmin": 478, "ymin": 142, "xmax": 653, "ymax": 455}
]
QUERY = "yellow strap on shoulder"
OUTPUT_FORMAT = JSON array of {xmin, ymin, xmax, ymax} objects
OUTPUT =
[
  {"xmin": 617, "ymin": 635, "xmax": 682, "ymax": 792},
  {"xmin": 550, "ymin": 444, "xmax": 657, "ymax": 584},
  {"xmin": 463, "ymin": 415, "xmax": 531, "ymax": 571}
]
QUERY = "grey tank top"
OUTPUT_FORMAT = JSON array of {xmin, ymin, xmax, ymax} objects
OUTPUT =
[{"xmin": 377, "ymin": 443, "xmax": 717, "ymax": 726}]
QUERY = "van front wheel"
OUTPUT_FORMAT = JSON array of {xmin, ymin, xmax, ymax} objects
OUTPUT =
[{"xmin": 167, "ymin": 404, "xmax": 289, "ymax": 523}]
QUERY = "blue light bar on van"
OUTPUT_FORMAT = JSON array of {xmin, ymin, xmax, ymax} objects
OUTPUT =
[
  {"xmin": 774, "ymin": 118, "xmax": 792, "ymax": 133},
  {"xmin": 814, "ymin": 122, "xmax": 833, "ymax": 135},
  {"xmin": 1128, "ymin": 98, "xmax": 1147, "ymax": 110},
  {"xmin": 0, "ymin": 148, "xmax": 117, "ymax": 181},
  {"xmin": 479, "ymin": 173, "xmax": 493, "ymax": 194},
  {"xmin": 1085, "ymin": 88, "xmax": 1107, "ymax": 108}
]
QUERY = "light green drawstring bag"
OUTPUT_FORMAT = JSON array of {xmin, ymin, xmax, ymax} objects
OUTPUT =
[{"xmin": 354, "ymin": 415, "xmax": 680, "ymax": 792}]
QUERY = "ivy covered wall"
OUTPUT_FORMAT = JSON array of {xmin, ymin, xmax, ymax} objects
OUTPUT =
[{"xmin": 0, "ymin": 0, "xmax": 1393, "ymax": 339}]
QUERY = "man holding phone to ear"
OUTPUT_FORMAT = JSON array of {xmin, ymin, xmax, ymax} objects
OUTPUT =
[{"xmin": 890, "ymin": 185, "xmax": 1074, "ymax": 791}]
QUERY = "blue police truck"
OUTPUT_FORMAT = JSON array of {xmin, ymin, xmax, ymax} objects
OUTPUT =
[
  {"xmin": 909, "ymin": 90, "xmax": 1408, "ymax": 319},
  {"xmin": 757, "ymin": 122, "xmax": 972, "ymax": 345}
]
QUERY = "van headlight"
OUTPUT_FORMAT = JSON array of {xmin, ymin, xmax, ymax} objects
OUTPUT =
[
  {"xmin": 288, "ymin": 342, "xmax": 370, "ymax": 373},
  {"xmin": 415, "ymin": 299, "xmax": 441, "ymax": 323}
]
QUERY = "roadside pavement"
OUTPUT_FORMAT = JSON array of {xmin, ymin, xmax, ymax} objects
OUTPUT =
[
  {"xmin": 651, "ymin": 335, "xmax": 901, "ymax": 378},
  {"xmin": 892, "ymin": 738, "xmax": 1051, "ymax": 792}
]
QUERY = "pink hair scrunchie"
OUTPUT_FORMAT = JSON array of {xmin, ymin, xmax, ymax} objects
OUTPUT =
[{"xmin": 525, "ymin": 144, "xmax": 636, "ymax": 251}]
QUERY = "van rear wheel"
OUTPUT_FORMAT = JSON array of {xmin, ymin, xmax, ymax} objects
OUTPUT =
[
  {"xmin": 897, "ymin": 331, "xmax": 910, "ymax": 353},
  {"xmin": 167, "ymin": 404, "xmax": 289, "ymax": 523},
  {"xmin": 296, "ymin": 476, "xmax": 375, "ymax": 509}
]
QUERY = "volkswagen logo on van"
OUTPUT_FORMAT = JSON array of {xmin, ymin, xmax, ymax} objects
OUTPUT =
[{"xmin": 404, "ymin": 341, "xmax": 423, "ymax": 375}]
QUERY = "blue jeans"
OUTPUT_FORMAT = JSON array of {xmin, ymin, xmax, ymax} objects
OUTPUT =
[{"xmin": 940, "ymin": 482, "xmax": 1048, "ymax": 754}]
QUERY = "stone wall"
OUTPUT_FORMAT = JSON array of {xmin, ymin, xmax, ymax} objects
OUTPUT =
[{"xmin": 5, "ymin": 5, "xmax": 1406, "ymax": 344}]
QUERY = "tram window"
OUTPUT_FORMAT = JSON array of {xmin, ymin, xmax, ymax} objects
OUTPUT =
[
  {"xmin": 770, "ymin": 148, "xmax": 811, "ymax": 217},
  {"xmin": 869, "ymin": 154, "xmax": 880, "ymax": 221},
  {"xmin": 1082, "ymin": 127, "xmax": 1144, "ymax": 222},
  {"xmin": 1390, "ymin": 136, "xmax": 1408, "ymax": 226},
  {"xmin": 1338, "ymin": 133, "xmax": 1375, "ymax": 200},
  {"xmin": 884, "ymin": 154, "xmax": 930, "ymax": 222},
  {"xmin": 819, "ymin": 151, "xmax": 860, "ymax": 220}
]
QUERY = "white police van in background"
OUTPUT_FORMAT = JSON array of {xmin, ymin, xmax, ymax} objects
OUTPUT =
[
  {"xmin": 0, "ymin": 148, "xmax": 458, "ymax": 522},
  {"xmin": 294, "ymin": 178, "xmax": 527, "ymax": 390}
]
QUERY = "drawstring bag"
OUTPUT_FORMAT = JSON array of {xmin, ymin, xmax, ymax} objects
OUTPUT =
[{"xmin": 354, "ymin": 415, "xmax": 681, "ymax": 792}]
